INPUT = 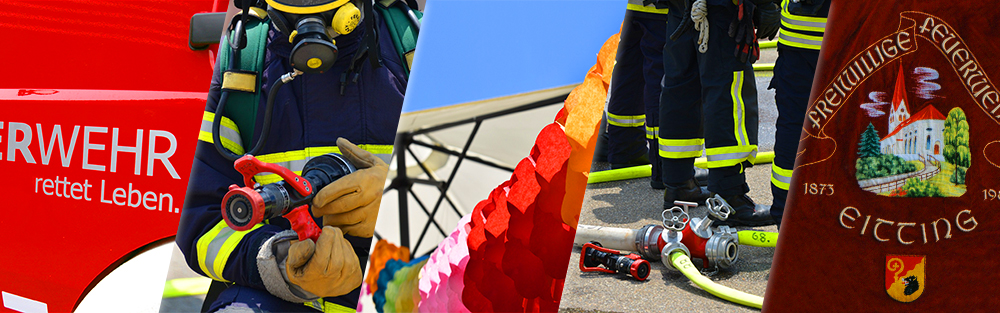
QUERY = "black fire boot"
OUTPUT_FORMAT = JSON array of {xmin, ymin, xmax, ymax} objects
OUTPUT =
[
  {"xmin": 711, "ymin": 194, "xmax": 775, "ymax": 227},
  {"xmin": 651, "ymin": 180, "xmax": 666, "ymax": 190},
  {"xmin": 663, "ymin": 178, "xmax": 714, "ymax": 210}
]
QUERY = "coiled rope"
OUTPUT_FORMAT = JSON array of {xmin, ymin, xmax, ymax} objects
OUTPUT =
[{"xmin": 692, "ymin": 0, "xmax": 709, "ymax": 53}]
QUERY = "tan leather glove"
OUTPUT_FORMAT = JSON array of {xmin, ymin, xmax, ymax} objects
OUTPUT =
[
  {"xmin": 312, "ymin": 137, "xmax": 388, "ymax": 238},
  {"xmin": 286, "ymin": 226, "xmax": 362, "ymax": 298}
]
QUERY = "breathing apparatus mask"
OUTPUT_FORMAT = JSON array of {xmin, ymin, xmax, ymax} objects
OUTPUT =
[
  {"xmin": 265, "ymin": 0, "xmax": 363, "ymax": 73},
  {"xmin": 212, "ymin": 0, "xmax": 376, "ymax": 162}
]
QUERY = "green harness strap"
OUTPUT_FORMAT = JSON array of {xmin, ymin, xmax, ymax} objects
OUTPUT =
[
  {"xmin": 376, "ymin": 0, "xmax": 422, "ymax": 75},
  {"xmin": 218, "ymin": 13, "xmax": 270, "ymax": 148}
]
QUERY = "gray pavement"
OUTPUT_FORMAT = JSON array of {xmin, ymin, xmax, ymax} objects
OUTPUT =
[{"xmin": 559, "ymin": 68, "xmax": 781, "ymax": 313}]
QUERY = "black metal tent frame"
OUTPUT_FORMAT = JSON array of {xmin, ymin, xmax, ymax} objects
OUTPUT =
[{"xmin": 375, "ymin": 92, "xmax": 571, "ymax": 257}]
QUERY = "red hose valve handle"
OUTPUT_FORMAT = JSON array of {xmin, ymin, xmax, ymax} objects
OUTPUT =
[
  {"xmin": 284, "ymin": 205, "xmax": 321, "ymax": 242},
  {"xmin": 580, "ymin": 241, "xmax": 651, "ymax": 281}
]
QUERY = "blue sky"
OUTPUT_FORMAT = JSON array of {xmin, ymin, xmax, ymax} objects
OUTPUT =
[{"xmin": 402, "ymin": 0, "xmax": 626, "ymax": 112}]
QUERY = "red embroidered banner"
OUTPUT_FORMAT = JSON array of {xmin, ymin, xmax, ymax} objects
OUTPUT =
[{"xmin": 767, "ymin": 2, "xmax": 1000, "ymax": 311}]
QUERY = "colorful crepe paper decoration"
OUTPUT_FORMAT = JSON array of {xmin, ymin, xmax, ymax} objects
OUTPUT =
[
  {"xmin": 366, "ymin": 240, "xmax": 412, "ymax": 312},
  {"xmin": 364, "ymin": 31, "xmax": 620, "ymax": 312},
  {"xmin": 417, "ymin": 214, "xmax": 472, "ymax": 313},
  {"xmin": 458, "ymin": 33, "xmax": 619, "ymax": 312},
  {"xmin": 373, "ymin": 256, "xmax": 428, "ymax": 313},
  {"xmin": 367, "ymin": 240, "xmax": 411, "ymax": 294},
  {"xmin": 384, "ymin": 257, "xmax": 428, "ymax": 313}
]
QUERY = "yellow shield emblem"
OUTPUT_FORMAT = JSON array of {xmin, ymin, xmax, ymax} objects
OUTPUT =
[{"xmin": 885, "ymin": 255, "xmax": 925, "ymax": 302}]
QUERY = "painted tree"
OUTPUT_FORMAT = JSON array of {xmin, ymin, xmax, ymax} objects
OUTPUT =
[
  {"xmin": 943, "ymin": 108, "xmax": 970, "ymax": 184},
  {"xmin": 858, "ymin": 122, "xmax": 881, "ymax": 159}
]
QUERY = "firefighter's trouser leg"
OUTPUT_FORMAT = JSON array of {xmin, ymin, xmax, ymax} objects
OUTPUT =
[
  {"xmin": 768, "ymin": 46, "xmax": 818, "ymax": 219},
  {"xmin": 636, "ymin": 12, "xmax": 668, "ymax": 185},
  {"xmin": 659, "ymin": 4, "xmax": 758, "ymax": 196},
  {"xmin": 607, "ymin": 10, "xmax": 651, "ymax": 166}
]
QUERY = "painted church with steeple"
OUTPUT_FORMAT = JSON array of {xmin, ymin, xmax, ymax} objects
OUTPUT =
[{"xmin": 879, "ymin": 64, "xmax": 946, "ymax": 161}]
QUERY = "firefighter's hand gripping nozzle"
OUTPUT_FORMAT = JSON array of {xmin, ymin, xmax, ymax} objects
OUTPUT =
[
  {"xmin": 221, "ymin": 153, "xmax": 356, "ymax": 241},
  {"xmin": 580, "ymin": 242, "xmax": 651, "ymax": 281}
]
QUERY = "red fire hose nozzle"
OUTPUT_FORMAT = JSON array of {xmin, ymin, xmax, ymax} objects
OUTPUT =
[
  {"xmin": 221, "ymin": 155, "xmax": 322, "ymax": 242},
  {"xmin": 581, "ymin": 241, "xmax": 651, "ymax": 281}
]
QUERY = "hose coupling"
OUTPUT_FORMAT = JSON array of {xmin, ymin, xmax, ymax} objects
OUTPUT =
[
  {"xmin": 660, "ymin": 229, "xmax": 690, "ymax": 272},
  {"xmin": 634, "ymin": 224, "xmax": 665, "ymax": 261},
  {"xmin": 704, "ymin": 225, "xmax": 739, "ymax": 269}
]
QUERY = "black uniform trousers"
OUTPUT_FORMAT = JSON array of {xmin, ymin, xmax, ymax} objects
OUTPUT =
[
  {"xmin": 659, "ymin": 3, "xmax": 759, "ymax": 196},
  {"xmin": 606, "ymin": 10, "xmax": 669, "ymax": 184},
  {"xmin": 768, "ymin": 45, "xmax": 819, "ymax": 219}
]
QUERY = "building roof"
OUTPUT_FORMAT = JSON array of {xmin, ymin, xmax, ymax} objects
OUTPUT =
[
  {"xmin": 891, "ymin": 63, "xmax": 909, "ymax": 111},
  {"xmin": 881, "ymin": 105, "xmax": 946, "ymax": 140}
]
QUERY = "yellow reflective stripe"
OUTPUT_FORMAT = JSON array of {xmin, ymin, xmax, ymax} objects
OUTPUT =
[
  {"xmin": 199, "ymin": 112, "xmax": 245, "ymax": 155},
  {"xmin": 606, "ymin": 112, "xmax": 645, "ymax": 127},
  {"xmin": 704, "ymin": 146, "xmax": 758, "ymax": 168},
  {"xmin": 264, "ymin": 0, "xmax": 350, "ymax": 14},
  {"xmin": 252, "ymin": 145, "xmax": 394, "ymax": 184},
  {"xmin": 626, "ymin": 3, "xmax": 669, "ymax": 14},
  {"xmin": 203, "ymin": 112, "xmax": 240, "ymax": 134},
  {"xmin": 256, "ymin": 170, "xmax": 304, "ymax": 185},
  {"xmin": 778, "ymin": 30, "xmax": 823, "ymax": 50},
  {"xmin": 780, "ymin": 0, "xmax": 827, "ymax": 32},
  {"xmin": 222, "ymin": 71, "xmax": 257, "ymax": 93},
  {"xmin": 196, "ymin": 221, "xmax": 263, "ymax": 282},
  {"xmin": 304, "ymin": 299, "xmax": 354, "ymax": 313},
  {"xmin": 659, "ymin": 138, "xmax": 704, "ymax": 146},
  {"xmin": 731, "ymin": 71, "xmax": 750, "ymax": 147},
  {"xmin": 771, "ymin": 163, "xmax": 794, "ymax": 178},
  {"xmin": 771, "ymin": 163, "xmax": 793, "ymax": 190},
  {"xmin": 659, "ymin": 138, "xmax": 704, "ymax": 159},
  {"xmin": 198, "ymin": 131, "xmax": 246, "ymax": 155},
  {"xmin": 645, "ymin": 126, "xmax": 659, "ymax": 140},
  {"xmin": 256, "ymin": 145, "xmax": 394, "ymax": 163},
  {"xmin": 780, "ymin": 14, "xmax": 826, "ymax": 32}
]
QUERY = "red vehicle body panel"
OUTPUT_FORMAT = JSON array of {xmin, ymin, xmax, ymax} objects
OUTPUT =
[{"xmin": 0, "ymin": 1, "xmax": 223, "ymax": 311}]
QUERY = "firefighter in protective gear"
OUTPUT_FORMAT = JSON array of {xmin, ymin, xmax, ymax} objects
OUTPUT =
[
  {"xmin": 658, "ymin": 0, "xmax": 775, "ymax": 227},
  {"xmin": 604, "ymin": 0, "xmax": 670, "ymax": 188},
  {"xmin": 604, "ymin": 0, "xmax": 711, "ymax": 189},
  {"xmin": 175, "ymin": 0, "xmax": 406, "ymax": 311},
  {"xmin": 768, "ymin": 0, "xmax": 829, "ymax": 228}
]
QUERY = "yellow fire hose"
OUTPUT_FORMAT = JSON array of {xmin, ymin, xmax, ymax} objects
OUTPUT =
[
  {"xmin": 162, "ymin": 277, "xmax": 211, "ymax": 298},
  {"xmin": 737, "ymin": 230, "xmax": 778, "ymax": 248},
  {"xmin": 670, "ymin": 252, "xmax": 764, "ymax": 309},
  {"xmin": 588, "ymin": 151, "xmax": 774, "ymax": 184},
  {"xmin": 752, "ymin": 63, "xmax": 774, "ymax": 72}
]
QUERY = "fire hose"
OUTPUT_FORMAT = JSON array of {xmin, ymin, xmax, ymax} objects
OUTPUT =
[
  {"xmin": 668, "ymin": 251, "xmax": 763, "ymax": 308},
  {"xmin": 587, "ymin": 151, "xmax": 775, "ymax": 184},
  {"xmin": 574, "ymin": 195, "xmax": 778, "ymax": 308}
]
